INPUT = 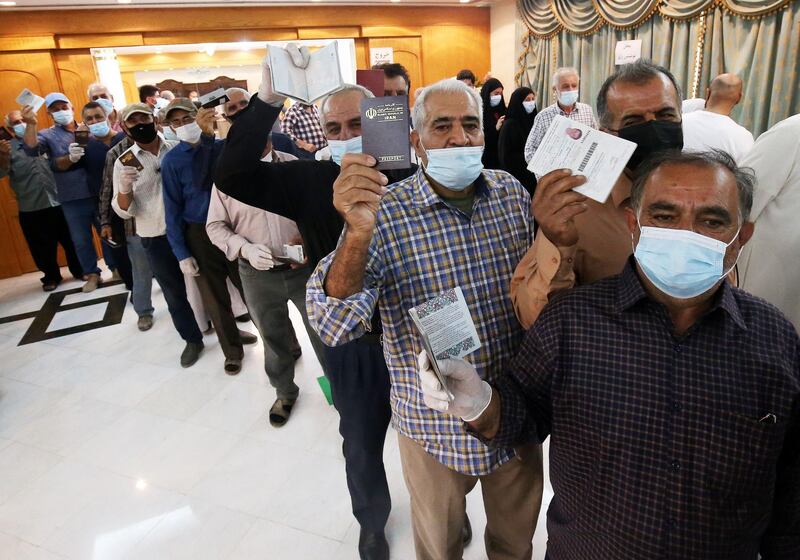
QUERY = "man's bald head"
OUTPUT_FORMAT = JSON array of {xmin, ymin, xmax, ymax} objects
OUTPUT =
[{"xmin": 706, "ymin": 73, "xmax": 743, "ymax": 114}]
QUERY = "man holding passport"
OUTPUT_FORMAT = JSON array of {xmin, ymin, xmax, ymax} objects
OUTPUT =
[{"xmin": 307, "ymin": 78, "xmax": 543, "ymax": 560}]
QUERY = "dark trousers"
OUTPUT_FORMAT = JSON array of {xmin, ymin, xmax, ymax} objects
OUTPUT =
[
  {"xmin": 184, "ymin": 223, "xmax": 244, "ymax": 360},
  {"xmin": 18, "ymin": 206, "xmax": 83, "ymax": 284},
  {"xmin": 108, "ymin": 214, "xmax": 133, "ymax": 290},
  {"xmin": 140, "ymin": 235, "xmax": 202, "ymax": 343},
  {"xmin": 323, "ymin": 339, "xmax": 392, "ymax": 532}
]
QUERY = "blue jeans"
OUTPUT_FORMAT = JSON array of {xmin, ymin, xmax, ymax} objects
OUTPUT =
[
  {"xmin": 60, "ymin": 196, "xmax": 114, "ymax": 276},
  {"xmin": 126, "ymin": 234, "xmax": 154, "ymax": 318}
]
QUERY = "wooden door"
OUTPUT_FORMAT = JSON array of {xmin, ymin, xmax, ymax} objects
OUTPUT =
[{"xmin": 367, "ymin": 37, "xmax": 422, "ymax": 103}]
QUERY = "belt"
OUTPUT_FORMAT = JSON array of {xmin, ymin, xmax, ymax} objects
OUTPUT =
[
  {"xmin": 356, "ymin": 332, "xmax": 383, "ymax": 345},
  {"xmin": 268, "ymin": 263, "xmax": 292, "ymax": 273}
]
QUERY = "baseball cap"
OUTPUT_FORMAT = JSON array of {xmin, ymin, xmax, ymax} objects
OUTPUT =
[
  {"xmin": 44, "ymin": 92, "xmax": 70, "ymax": 108},
  {"xmin": 163, "ymin": 98, "xmax": 197, "ymax": 121},
  {"xmin": 119, "ymin": 103, "xmax": 154, "ymax": 122}
]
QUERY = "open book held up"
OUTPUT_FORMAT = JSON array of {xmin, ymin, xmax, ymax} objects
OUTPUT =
[{"xmin": 268, "ymin": 42, "xmax": 344, "ymax": 104}]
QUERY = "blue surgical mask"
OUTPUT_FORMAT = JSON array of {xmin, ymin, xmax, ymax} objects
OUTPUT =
[
  {"xmin": 558, "ymin": 90, "xmax": 579, "ymax": 107},
  {"xmin": 52, "ymin": 109, "xmax": 74, "ymax": 126},
  {"xmin": 88, "ymin": 120, "xmax": 110, "ymax": 137},
  {"xmin": 421, "ymin": 141, "xmax": 484, "ymax": 191},
  {"xmin": 522, "ymin": 100, "xmax": 537, "ymax": 114},
  {"xmin": 489, "ymin": 95, "xmax": 502, "ymax": 108},
  {"xmin": 633, "ymin": 223, "xmax": 741, "ymax": 299},
  {"xmin": 96, "ymin": 98, "xmax": 114, "ymax": 115},
  {"xmin": 12, "ymin": 123, "xmax": 26, "ymax": 137},
  {"xmin": 328, "ymin": 136, "xmax": 362, "ymax": 166},
  {"xmin": 162, "ymin": 127, "xmax": 178, "ymax": 141}
]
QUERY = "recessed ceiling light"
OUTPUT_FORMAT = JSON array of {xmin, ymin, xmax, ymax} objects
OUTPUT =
[
  {"xmin": 117, "ymin": 0, "xmax": 132, "ymax": 4},
  {"xmin": 390, "ymin": 0, "xmax": 401, "ymax": 3},
  {"xmin": 0, "ymin": 1, "xmax": 17, "ymax": 5},
  {"xmin": 459, "ymin": 0, "xmax": 471, "ymax": 3}
]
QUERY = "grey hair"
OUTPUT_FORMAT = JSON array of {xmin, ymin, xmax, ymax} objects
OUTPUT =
[
  {"xmin": 551, "ymin": 67, "xmax": 579, "ymax": 89},
  {"xmin": 86, "ymin": 82, "xmax": 110, "ymax": 98},
  {"xmin": 225, "ymin": 87, "xmax": 250, "ymax": 100},
  {"xmin": 319, "ymin": 84, "xmax": 374, "ymax": 126},
  {"xmin": 596, "ymin": 59, "xmax": 683, "ymax": 128},
  {"xmin": 630, "ymin": 149, "xmax": 755, "ymax": 222},
  {"xmin": 412, "ymin": 78, "xmax": 483, "ymax": 131}
]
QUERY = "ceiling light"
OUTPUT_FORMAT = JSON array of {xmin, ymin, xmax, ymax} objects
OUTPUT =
[
  {"xmin": 117, "ymin": 0, "xmax": 132, "ymax": 4},
  {"xmin": 390, "ymin": 0, "xmax": 401, "ymax": 3},
  {"xmin": 0, "ymin": 1, "xmax": 17, "ymax": 5},
  {"xmin": 459, "ymin": 0, "xmax": 471, "ymax": 3}
]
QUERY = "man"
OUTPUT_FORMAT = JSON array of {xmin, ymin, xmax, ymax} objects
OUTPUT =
[
  {"xmin": 512, "ymin": 59, "xmax": 684, "ymax": 328},
  {"xmin": 682, "ymin": 73, "xmax": 753, "ymax": 162},
  {"xmin": 22, "ymin": 92, "xmax": 114, "ymax": 292},
  {"xmin": 524, "ymin": 67, "xmax": 596, "ymax": 163},
  {"xmin": 372, "ymin": 62, "xmax": 410, "ymax": 97},
  {"xmin": 280, "ymin": 100, "xmax": 327, "ymax": 155},
  {"xmin": 188, "ymin": 90, "xmax": 199, "ymax": 103},
  {"xmin": 215, "ymin": 47, "xmax": 416, "ymax": 560},
  {"xmin": 112, "ymin": 102, "xmax": 204, "ymax": 366},
  {"xmin": 223, "ymin": 88, "xmax": 303, "ymax": 157},
  {"xmin": 87, "ymin": 82, "xmax": 122, "ymax": 132},
  {"xmin": 420, "ymin": 149, "xmax": 800, "ymax": 560},
  {"xmin": 739, "ymin": 113, "xmax": 800, "ymax": 331},
  {"xmin": 161, "ymin": 98, "xmax": 256, "ymax": 375},
  {"xmin": 1, "ymin": 110, "xmax": 82, "ymax": 290},
  {"xmin": 306, "ymin": 78, "xmax": 543, "ymax": 560},
  {"xmin": 207, "ymin": 133, "xmax": 327, "ymax": 424},
  {"xmin": 139, "ymin": 84, "xmax": 167, "ymax": 113},
  {"xmin": 160, "ymin": 90, "xmax": 175, "ymax": 102},
  {"xmin": 456, "ymin": 69, "xmax": 477, "ymax": 88}
]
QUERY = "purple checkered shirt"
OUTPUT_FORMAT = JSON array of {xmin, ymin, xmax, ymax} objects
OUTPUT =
[
  {"xmin": 281, "ymin": 103, "xmax": 327, "ymax": 149},
  {"xmin": 307, "ymin": 168, "xmax": 533, "ymax": 475}
]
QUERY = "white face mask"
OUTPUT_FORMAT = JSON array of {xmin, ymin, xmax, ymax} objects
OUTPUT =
[
  {"xmin": 175, "ymin": 120, "xmax": 203, "ymax": 143},
  {"xmin": 489, "ymin": 95, "xmax": 502, "ymax": 108},
  {"xmin": 522, "ymin": 100, "xmax": 537, "ymax": 114},
  {"xmin": 558, "ymin": 89, "xmax": 579, "ymax": 107},
  {"xmin": 52, "ymin": 109, "xmax": 74, "ymax": 126}
]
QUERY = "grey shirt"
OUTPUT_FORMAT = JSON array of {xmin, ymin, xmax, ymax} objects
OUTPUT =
[{"xmin": 0, "ymin": 138, "xmax": 59, "ymax": 213}]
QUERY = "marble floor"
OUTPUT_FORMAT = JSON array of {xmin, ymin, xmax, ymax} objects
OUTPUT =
[{"xmin": 0, "ymin": 265, "xmax": 553, "ymax": 560}]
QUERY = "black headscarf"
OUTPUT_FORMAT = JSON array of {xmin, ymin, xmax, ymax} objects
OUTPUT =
[
  {"xmin": 480, "ymin": 78, "xmax": 507, "ymax": 124},
  {"xmin": 505, "ymin": 86, "xmax": 536, "ymax": 136}
]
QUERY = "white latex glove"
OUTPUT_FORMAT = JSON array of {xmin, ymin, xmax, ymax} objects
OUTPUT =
[
  {"xmin": 179, "ymin": 257, "xmax": 200, "ymax": 276},
  {"xmin": 118, "ymin": 167, "xmax": 139, "ymax": 194},
  {"xmin": 241, "ymin": 243, "xmax": 274, "ymax": 270},
  {"xmin": 258, "ymin": 43, "xmax": 310, "ymax": 106},
  {"xmin": 68, "ymin": 142, "xmax": 85, "ymax": 163},
  {"xmin": 418, "ymin": 351, "xmax": 493, "ymax": 421}
]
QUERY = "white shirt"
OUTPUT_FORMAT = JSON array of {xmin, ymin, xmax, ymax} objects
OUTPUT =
[
  {"xmin": 738, "ymin": 114, "xmax": 800, "ymax": 332},
  {"xmin": 112, "ymin": 136, "xmax": 178, "ymax": 238},
  {"xmin": 681, "ymin": 110, "xmax": 754, "ymax": 163}
]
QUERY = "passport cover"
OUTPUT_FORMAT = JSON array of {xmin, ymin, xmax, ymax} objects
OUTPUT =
[
  {"xmin": 360, "ymin": 96, "xmax": 411, "ymax": 171},
  {"xmin": 356, "ymin": 70, "xmax": 385, "ymax": 97}
]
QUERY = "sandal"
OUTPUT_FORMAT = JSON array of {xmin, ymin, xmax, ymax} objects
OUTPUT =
[{"xmin": 269, "ymin": 398, "xmax": 297, "ymax": 427}]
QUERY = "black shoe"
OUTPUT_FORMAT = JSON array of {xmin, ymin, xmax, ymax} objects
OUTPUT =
[
  {"xmin": 180, "ymin": 342, "xmax": 204, "ymax": 368},
  {"xmin": 224, "ymin": 358, "xmax": 242, "ymax": 375},
  {"xmin": 235, "ymin": 313, "xmax": 251, "ymax": 323},
  {"xmin": 238, "ymin": 329, "xmax": 258, "ymax": 345},
  {"xmin": 358, "ymin": 529, "xmax": 389, "ymax": 560},
  {"xmin": 463, "ymin": 513, "xmax": 472, "ymax": 547},
  {"xmin": 42, "ymin": 281, "xmax": 59, "ymax": 292}
]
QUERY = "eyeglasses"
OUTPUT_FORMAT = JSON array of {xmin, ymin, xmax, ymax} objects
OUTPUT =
[{"xmin": 168, "ymin": 115, "xmax": 195, "ymax": 127}]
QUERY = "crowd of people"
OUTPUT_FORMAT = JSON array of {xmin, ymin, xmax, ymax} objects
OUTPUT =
[{"xmin": 1, "ymin": 46, "xmax": 798, "ymax": 560}]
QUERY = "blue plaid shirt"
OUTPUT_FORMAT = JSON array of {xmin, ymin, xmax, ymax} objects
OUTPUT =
[{"xmin": 307, "ymin": 168, "xmax": 533, "ymax": 475}]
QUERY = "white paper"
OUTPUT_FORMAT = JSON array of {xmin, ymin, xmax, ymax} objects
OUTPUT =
[
  {"xmin": 527, "ymin": 115, "xmax": 636, "ymax": 203},
  {"xmin": 16, "ymin": 88, "xmax": 44, "ymax": 113},
  {"xmin": 369, "ymin": 47, "xmax": 394, "ymax": 66},
  {"xmin": 282, "ymin": 244, "xmax": 304, "ymax": 263},
  {"xmin": 615, "ymin": 40, "xmax": 642, "ymax": 65},
  {"xmin": 268, "ymin": 42, "xmax": 343, "ymax": 104},
  {"xmin": 409, "ymin": 287, "xmax": 481, "ymax": 362}
]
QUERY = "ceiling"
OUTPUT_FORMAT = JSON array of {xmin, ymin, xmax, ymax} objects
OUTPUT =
[{"xmin": 0, "ymin": 0, "xmax": 490, "ymax": 8}]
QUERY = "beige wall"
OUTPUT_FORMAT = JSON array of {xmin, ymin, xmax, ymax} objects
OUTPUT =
[{"xmin": 490, "ymin": 0, "xmax": 518, "ymax": 91}]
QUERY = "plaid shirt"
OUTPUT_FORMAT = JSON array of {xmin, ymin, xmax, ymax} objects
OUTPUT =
[
  {"xmin": 524, "ymin": 101, "xmax": 596, "ymax": 163},
  {"xmin": 281, "ymin": 103, "xmax": 327, "ymax": 149},
  {"xmin": 99, "ymin": 135, "xmax": 134, "ymax": 236},
  {"xmin": 308, "ymin": 169, "xmax": 533, "ymax": 475},
  {"xmin": 490, "ymin": 259, "xmax": 800, "ymax": 559}
]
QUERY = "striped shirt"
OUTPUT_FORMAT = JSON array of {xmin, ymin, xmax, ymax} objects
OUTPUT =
[
  {"xmin": 524, "ymin": 101, "xmax": 597, "ymax": 163},
  {"xmin": 111, "ymin": 136, "xmax": 177, "ymax": 238},
  {"xmin": 307, "ymin": 168, "xmax": 533, "ymax": 475}
]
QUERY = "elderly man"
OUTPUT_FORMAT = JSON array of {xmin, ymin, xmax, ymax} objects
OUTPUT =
[
  {"xmin": 682, "ymin": 73, "xmax": 753, "ymax": 162},
  {"xmin": 373, "ymin": 62, "xmax": 410, "ymax": 97},
  {"xmin": 739, "ymin": 113, "xmax": 800, "ymax": 332},
  {"xmin": 280, "ymin": 100, "xmax": 326, "ymax": 155},
  {"xmin": 0, "ymin": 110, "xmax": 82, "ymax": 289},
  {"xmin": 512, "ymin": 59, "xmax": 684, "ymax": 328},
  {"xmin": 112, "ymin": 102, "xmax": 204, "ymax": 367},
  {"xmin": 22, "ymin": 92, "xmax": 115, "ymax": 292},
  {"xmin": 161, "ymin": 98, "xmax": 256, "ymax": 375},
  {"xmin": 307, "ymin": 78, "xmax": 543, "ymax": 560},
  {"xmin": 215, "ymin": 49, "xmax": 416, "ymax": 560},
  {"xmin": 87, "ymin": 82, "xmax": 122, "ymax": 132},
  {"xmin": 524, "ymin": 67, "xmax": 597, "ymax": 163},
  {"xmin": 421, "ymin": 149, "xmax": 800, "ymax": 560}
]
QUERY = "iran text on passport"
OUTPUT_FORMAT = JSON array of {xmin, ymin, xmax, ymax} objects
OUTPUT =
[{"xmin": 360, "ymin": 96, "xmax": 411, "ymax": 170}]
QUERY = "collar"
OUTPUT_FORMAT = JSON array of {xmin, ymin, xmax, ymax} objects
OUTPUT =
[
  {"xmin": 610, "ymin": 172, "xmax": 632, "ymax": 208},
  {"xmin": 615, "ymin": 257, "xmax": 747, "ymax": 330},
  {"xmin": 410, "ymin": 167, "xmax": 493, "ymax": 209},
  {"xmin": 556, "ymin": 102, "xmax": 580, "ymax": 116},
  {"xmin": 130, "ymin": 135, "xmax": 168, "ymax": 157}
]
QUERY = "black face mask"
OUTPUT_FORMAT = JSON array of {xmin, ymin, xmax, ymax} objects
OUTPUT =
[
  {"xmin": 127, "ymin": 122, "xmax": 158, "ymax": 144},
  {"xmin": 617, "ymin": 120, "xmax": 683, "ymax": 170}
]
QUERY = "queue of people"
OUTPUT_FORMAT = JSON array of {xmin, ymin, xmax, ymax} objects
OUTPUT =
[{"xmin": 2, "ymin": 47, "xmax": 798, "ymax": 560}]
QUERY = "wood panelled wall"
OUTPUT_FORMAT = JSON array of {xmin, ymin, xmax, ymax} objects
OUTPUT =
[{"xmin": 0, "ymin": 5, "xmax": 490, "ymax": 279}]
